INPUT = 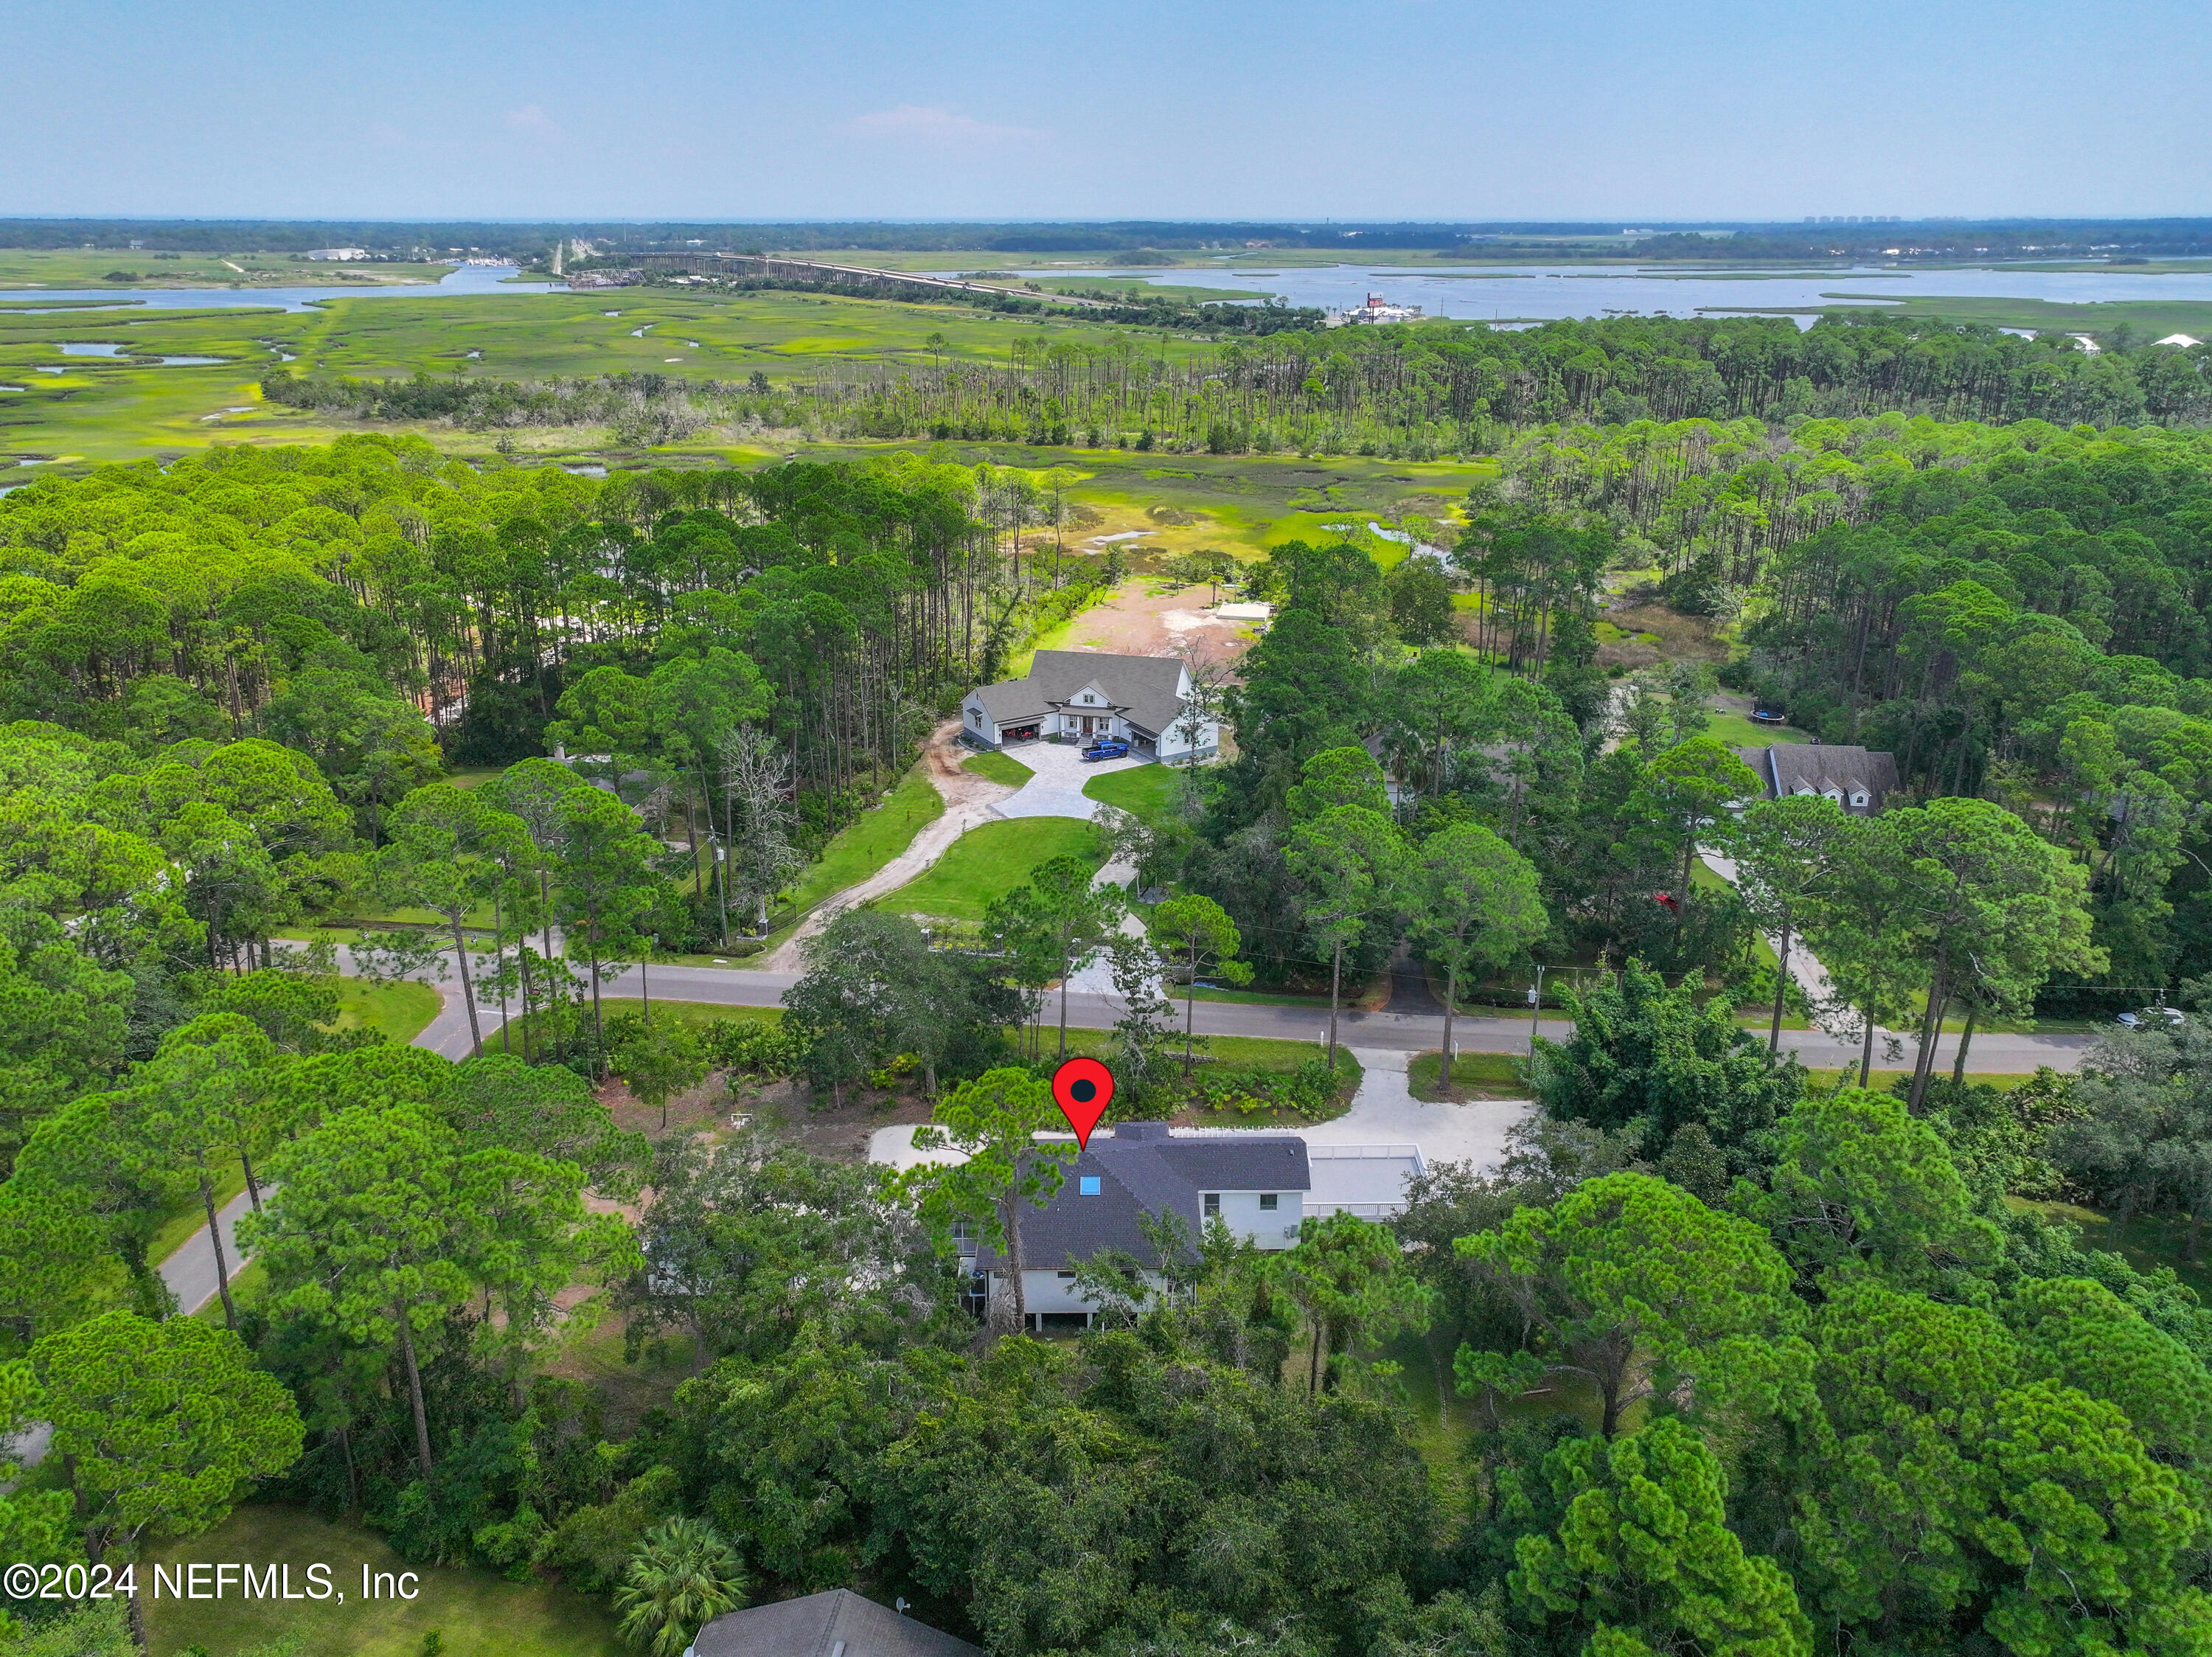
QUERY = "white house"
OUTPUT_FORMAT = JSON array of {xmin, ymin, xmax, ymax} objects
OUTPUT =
[
  {"xmin": 305, "ymin": 248, "xmax": 370, "ymax": 262},
  {"xmin": 969, "ymin": 1122, "xmax": 1308, "ymax": 1329},
  {"xmin": 961, "ymin": 650, "xmax": 1219, "ymax": 761}
]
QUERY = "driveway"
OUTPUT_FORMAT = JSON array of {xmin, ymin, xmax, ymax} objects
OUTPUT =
[
  {"xmin": 763, "ymin": 721, "xmax": 1018, "ymax": 969},
  {"xmin": 993, "ymin": 740, "xmax": 1149, "ymax": 822},
  {"xmin": 864, "ymin": 1047, "xmax": 1531, "ymax": 1179},
  {"xmin": 1321, "ymin": 1047, "xmax": 1530, "ymax": 1168}
]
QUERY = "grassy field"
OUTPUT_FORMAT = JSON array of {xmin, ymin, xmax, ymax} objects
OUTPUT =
[
  {"xmin": 964, "ymin": 750, "xmax": 1034, "ymax": 787},
  {"xmin": 149, "ymin": 1164, "xmax": 248, "ymax": 1268},
  {"xmin": 880, "ymin": 816, "xmax": 1103, "ymax": 924},
  {"xmin": 1084, "ymin": 762, "xmax": 1183, "ymax": 825},
  {"xmin": 1804, "ymin": 1067, "xmax": 2042, "ymax": 1091},
  {"xmin": 143, "ymin": 1504, "xmax": 623, "ymax": 1657},
  {"xmin": 1055, "ymin": 1026, "xmax": 1357, "ymax": 1076},
  {"xmin": 781, "ymin": 765, "xmax": 943, "ymax": 914},
  {"xmin": 0, "ymin": 282, "xmax": 1228, "ymax": 464},
  {"xmin": 1408, "ymin": 1050, "xmax": 1531, "ymax": 1100},
  {"xmin": 192, "ymin": 1258, "xmax": 267, "ymax": 1324},
  {"xmin": 2008, "ymin": 1196, "xmax": 2212, "ymax": 1300},
  {"xmin": 332, "ymin": 978, "xmax": 442, "ymax": 1043},
  {"xmin": 1702, "ymin": 709, "xmax": 1812, "ymax": 747},
  {"xmin": 0, "ymin": 248, "xmax": 455, "ymax": 291},
  {"xmin": 1187, "ymin": 985, "xmax": 1340, "ymax": 1007},
  {"xmin": 491, "ymin": 999, "xmax": 780, "ymax": 1055}
]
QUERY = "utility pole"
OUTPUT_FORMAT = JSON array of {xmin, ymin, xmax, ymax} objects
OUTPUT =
[{"xmin": 1527, "ymin": 965, "xmax": 1548, "ymax": 1056}]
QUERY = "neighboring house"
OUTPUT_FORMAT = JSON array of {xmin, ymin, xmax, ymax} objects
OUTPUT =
[
  {"xmin": 305, "ymin": 248, "xmax": 369, "ymax": 261},
  {"xmin": 1735, "ymin": 743, "xmax": 1900, "ymax": 815},
  {"xmin": 970, "ymin": 1122, "xmax": 1309, "ymax": 1329},
  {"xmin": 961, "ymin": 650, "xmax": 1219, "ymax": 760},
  {"xmin": 688, "ymin": 1589, "xmax": 981, "ymax": 1657}
]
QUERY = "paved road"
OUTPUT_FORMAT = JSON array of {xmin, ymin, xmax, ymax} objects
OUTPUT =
[
  {"xmin": 408, "ymin": 953, "xmax": 2094, "ymax": 1074},
  {"xmin": 163, "ymin": 1186, "xmax": 257, "ymax": 1317}
]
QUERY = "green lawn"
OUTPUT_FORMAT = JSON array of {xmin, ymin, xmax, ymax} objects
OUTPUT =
[
  {"xmin": 143, "ymin": 1504, "xmax": 623, "ymax": 1657},
  {"xmin": 2008, "ymin": 1196, "xmax": 2212, "ymax": 1301},
  {"xmin": 1188, "ymin": 985, "xmax": 1334, "ymax": 1007},
  {"xmin": 964, "ymin": 749, "xmax": 1034, "ymax": 787},
  {"xmin": 1083, "ymin": 762, "xmax": 1183, "ymax": 826},
  {"xmin": 880, "ymin": 816, "xmax": 1102, "ymax": 925},
  {"xmin": 782, "ymin": 765, "xmax": 944, "ymax": 914},
  {"xmin": 1702, "ymin": 710, "xmax": 1812, "ymax": 747},
  {"xmin": 493, "ymin": 1000, "xmax": 779, "ymax": 1055},
  {"xmin": 333, "ymin": 977, "xmax": 442, "ymax": 1043},
  {"xmin": 149, "ymin": 1164, "xmax": 248, "ymax": 1268},
  {"xmin": 1806, "ymin": 1067, "xmax": 2042, "ymax": 1091},
  {"xmin": 192, "ymin": 1258, "xmax": 266, "ymax": 1324},
  {"xmin": 1408, "ymin": 1050, "xmax": 1531, "ymax": 1100}
]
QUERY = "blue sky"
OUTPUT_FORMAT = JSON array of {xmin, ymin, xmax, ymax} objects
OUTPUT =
[{"xmin": 7, "ymin": 0, "xmax": 2208, "ymax": 220}]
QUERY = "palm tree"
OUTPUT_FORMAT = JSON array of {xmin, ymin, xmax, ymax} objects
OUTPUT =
[{"xmin": 613, "ymin": 1518, "xmax": 748, "ymax": 1657}]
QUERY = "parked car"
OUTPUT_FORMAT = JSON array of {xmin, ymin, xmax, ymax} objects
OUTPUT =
[
  {"xmin": 2116, "ymin": 1007, "xmax": 2187, "ymax": 1029},
  {"xmin": 1081, "ymin": 738, "xmax": 1130, "ymax": 761}
]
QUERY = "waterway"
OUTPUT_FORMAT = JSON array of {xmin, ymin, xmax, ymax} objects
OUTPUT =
[
  {"xmin": 0, "ymin": 262, "xmax": 565, "ymax": 315},
  {"xmin": 4, "ymin": 258, "xmax": 2211, "ymax": 334},
  {"xmin": 989, "ymin": 262, "xmax": 2212, "ymax": 328}
]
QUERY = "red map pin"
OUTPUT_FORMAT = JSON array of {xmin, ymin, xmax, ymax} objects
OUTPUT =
[{"xmin": 1050, "ymin": 1057, "xmax": 1115, "ymax": 1149}]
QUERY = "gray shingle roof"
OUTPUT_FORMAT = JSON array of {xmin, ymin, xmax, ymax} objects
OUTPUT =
[
  {"xmin": 1736, "ymin": 744, "xmax": 1899, "ymax": 813},
  {"xmin": 970, "ymin": 650, "xmax": 1190, "ymax": 737},
  {"xmin": 692, "ymin": 1590, "xmax": 981, "ymax": 1657},
  {"xmin": 975, "ymin": 1124, "xmax": 1310, "ymax": 1271}
]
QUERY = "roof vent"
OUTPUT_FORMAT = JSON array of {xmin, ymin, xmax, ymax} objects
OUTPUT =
[{"xmin": 1114, "ymin": 1121, "xmax": 1172, "ymax": 1142}]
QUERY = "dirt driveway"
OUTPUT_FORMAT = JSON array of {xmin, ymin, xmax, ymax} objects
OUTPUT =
[{"xmin": 762, "ymin": 720, "xmax": 1014, "ymax": 969}]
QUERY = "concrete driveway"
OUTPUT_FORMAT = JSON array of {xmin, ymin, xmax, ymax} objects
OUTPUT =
[
  {"xmin": 993, "ymin": 740, "xmax": 1150, "ymax": 821},
  {"xmin": 865, "ymin": 1047, "xmax": 1531, "ymax": 1181}
]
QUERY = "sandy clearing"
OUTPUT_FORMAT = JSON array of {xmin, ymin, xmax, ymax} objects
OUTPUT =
[{"xmin": 1054, "ymin": 578, "xmax": 1259, "ymax": 664}]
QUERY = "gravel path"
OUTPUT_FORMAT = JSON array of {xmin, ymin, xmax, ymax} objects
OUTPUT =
[{"xmin": 763, "ymin": 721, "xmax": 1016, "ymax": 969}]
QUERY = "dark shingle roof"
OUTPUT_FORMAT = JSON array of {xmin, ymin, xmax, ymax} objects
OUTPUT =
[
  {"xmin": 691, "ymin": 1590, "xmax": 980, "ymax": 1657},
  {"xmin": 975, "ymin": 1125, "xmax": 1310, "ymax": 1271},
  {"xmin": 1736, "ymin": 744, "xmax": 1899, "ymax": 812},
  {"xmin": 970, "ymin": 650, "xmax": 1190, "ymax": 737}
]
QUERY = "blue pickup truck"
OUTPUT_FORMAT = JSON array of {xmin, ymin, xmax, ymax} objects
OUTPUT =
[{"xmin": 1080, "ymin": 737, "xmax": 1131, "ymax": 761}]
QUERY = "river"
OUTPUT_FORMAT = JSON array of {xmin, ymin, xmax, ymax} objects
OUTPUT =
[
  {"xmin": 984, "ymin": 262, "xmax": 2212, "ymax": 329},
  {"xmin": 7, "ymin": 257, "xmax": 2212, "ymax": 334},
  {"xmin": 0, "ymin": 261, "xmax": 566, "ymax": 315}
]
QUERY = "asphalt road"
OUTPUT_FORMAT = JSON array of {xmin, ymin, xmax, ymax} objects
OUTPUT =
[
  {"xmin": 411, "ymin": 954, "xmax": 2096, "ymax": 1075},
  {"xmin": 162, "ymin": 1187, "xmax": 256, "ymax": 1316}
]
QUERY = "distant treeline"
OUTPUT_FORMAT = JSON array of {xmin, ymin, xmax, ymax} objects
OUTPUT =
[
  {"xmin": 262, "ymin": 314, "xmax": 2212, "ymax": 459},
  {"xmin": 14, "ymin": 216, "xmax": 2212, "ymax": 263},
  {"xmin": 258, "ymin": 369, "xmax": 768, "ymax": 445},
  {"xmin": 664, "ymin": 268, "xmax": 1328, "ymax": 336},
  {"xmin": 805, "ymin": 313, "xmax": 2212, "ymax": 456}
]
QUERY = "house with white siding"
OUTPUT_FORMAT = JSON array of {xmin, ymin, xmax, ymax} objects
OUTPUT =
[
  {"xmin": 961, "ymin": 650, "xmax": 1219, "ymax": 761},
  {"xmin": 970, "ymin": 1123, "xmax": 1307, "ymax": 1329}
]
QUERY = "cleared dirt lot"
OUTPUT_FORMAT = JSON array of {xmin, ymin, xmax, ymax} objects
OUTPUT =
[{"xmin": 1048, "ymin": 575, "xmax": 1261, "ymax": 667}]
